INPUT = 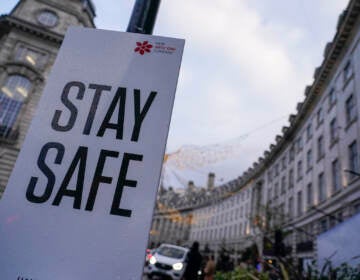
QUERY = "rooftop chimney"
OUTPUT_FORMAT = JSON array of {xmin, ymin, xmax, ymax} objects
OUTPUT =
[
  {"xmin": 207, "ymin": 173, "xmax": 215, "ymax": 190},
  {"xmin": 187, "ymin": 181, "xmax": 195, "ymax": 191}
]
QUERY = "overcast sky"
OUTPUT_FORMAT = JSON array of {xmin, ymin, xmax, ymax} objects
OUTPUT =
[{"xmin": 1, "ymin": 0, "xmax": 349, "ymax": 174}]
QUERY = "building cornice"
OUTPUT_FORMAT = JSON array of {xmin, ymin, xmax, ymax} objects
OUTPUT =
[{"xmin": 0, "ymin": 15, "xmax": 63, "ymax": 44}]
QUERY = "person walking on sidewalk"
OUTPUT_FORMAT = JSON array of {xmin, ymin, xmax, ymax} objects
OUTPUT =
[
  {"xmin": 204, "ymin": 255, "xmax": 216, "ymax": 280},
  {"xmin": 183, "ymin": 241, "xmax": 202, "ymax": 280}
]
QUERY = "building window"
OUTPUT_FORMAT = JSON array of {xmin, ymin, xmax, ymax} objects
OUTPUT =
[
  {"xmin": 268, "ymin": 170, "xmax": 272, "ymax": 183},
  {"xmin": 307, "ymin": 183, "xmax": 313, "ymax": 208},
  {"xmin": 0, "ymin": 75, "xmax": 31, "ymax": 139},
  {"xmin": 354, "ymin": 202, "xmax": 360, "ymax": 214},
  {"xmin": 289, "ymin": 145, "xmax": 295, "ymax": 162},
  {"xmin": 306, "ymin": 149, "xmax": 312, "ymax": 170},
  {"xmin": 319, "ymin": 218, "xmax": 328, "ymax": 233},
  {"xmin": 306, "ymin": 122, "xmax": 312, "ymax": 141},
  {"xmin": 281, "ymin": 156, "xmax": 286, "ymax": 170},
  {"xmin": 332, "ymin": 158, "xmax": 341, "ymax": 193},
  {"xmin": 328, "ymin": 88, "xmax": 336, "ymax": 108},
  {"xmin": 329, "ymin": 215, "xmax": 337, "ymax": 228},
  {"xmin": 267, "ymin": 187, "xmax": 272, "ymax": 202},
  {"xmin": 317, "ymin": 107, "xmax": 324, "ymax": 126},
  {"xmin": 37, "ymin": 10, "xmax": 59, "ymax": 27},
  {"xmin": 348, "ymin": 141, "xmax": 359, "ymax": 180},
  {"xmin": 345, "ymin": 94, "xmax": 357, "ymax": 125},
  {"xmin": 15, "ymin": 45, "xmax": 46, "ymax": 68},
  {"xmin": 329, "ymin": 118, "xmax": 338, "ymax": 144},
  {"xmin": 274, "ymin": 183, "xmax": 279, "ymax": 198},
  {"xmin": 289, "ymin": 169, "xmax": 294, "ymax": 189},
  {"xmin": 337, "ymin": 211, "xmax": 343, "ymax": 223},
  {"xmin": 296, "ymin": 136, "xmax": 303, "ymax": 153},
  {"xmin": 289, "ymin": 196, "xmax": 294, "ymax": 219},
  {"xmin": 279, "ymin": 203, "xmax": 285, "ymax": 222},
  {"xmin": 297, "ymin": 191, "xmax": 303, "ymax": 217},
  {"xmin": 317, "ymin": 135, "xmax": 325, "ymax": 160},
  {"xmin": 281, "ymin": 176, "xmax": 286, "ymax": 194},
  {"xmin": 343, "ymin": 60, "xmax": 353, "ymax": 82},
  {"xmin": 274, "ymin": 164, "xmax": 279, "ymax": 177},
  {"xmin": 318, "ymin": 172, "xmax": 326, "ymax": 202},
  {"xmin": 297, "ymin": 160, "xmax": 303, "ymax": 180}
]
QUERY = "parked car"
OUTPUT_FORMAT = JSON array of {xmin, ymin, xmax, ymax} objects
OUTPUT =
[{"xmin": 146, "ymin": 244, "xmax": 189, "ymax": 280}]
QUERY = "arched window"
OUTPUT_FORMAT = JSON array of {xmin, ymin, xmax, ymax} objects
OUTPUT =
[{"xmin": 0, "ymin": 75, "xmax": 31, "ymax": 139}]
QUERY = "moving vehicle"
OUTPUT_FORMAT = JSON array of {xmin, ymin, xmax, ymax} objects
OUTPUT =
[{"xmin": 146, "ymin": 244, "xmax": 189, "ymax": 280}]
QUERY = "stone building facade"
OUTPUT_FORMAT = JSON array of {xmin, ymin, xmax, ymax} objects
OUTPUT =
[
  {"xmin": 151, "ymin": 0, "xmax": 360, "ymax": 266},
  {"xmin": 0, "ymin": 0, "xmax": 95, "ymax": 195}
]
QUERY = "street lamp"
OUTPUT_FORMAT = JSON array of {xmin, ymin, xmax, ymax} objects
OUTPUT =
[{"xmin": 127, "ymin": 0, "xmax": 161, "ymax": 35}]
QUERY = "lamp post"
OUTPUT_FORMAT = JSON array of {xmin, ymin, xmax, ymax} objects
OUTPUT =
[{"xmin": 127, "ymin": 0, "xmax": 161, "ymax": 35}]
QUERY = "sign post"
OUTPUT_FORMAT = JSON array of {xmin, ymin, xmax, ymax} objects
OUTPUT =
[{"xmin": 0, "ymin": 27, "xmax": 184, "ymax": 280}]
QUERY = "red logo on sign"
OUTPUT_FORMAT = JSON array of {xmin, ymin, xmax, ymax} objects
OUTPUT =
[{"xmin": 134, "ymin": 41, "xmax": 153, "ymax": 55}]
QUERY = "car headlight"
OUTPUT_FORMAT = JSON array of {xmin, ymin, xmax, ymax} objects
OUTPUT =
[
  {"xmin": 172, "ymin": 262, "xmax": 183, "ymax": 271},
  {"xmin": 149, "ymin": 256, "xmax": 157, "ymax": 265}
]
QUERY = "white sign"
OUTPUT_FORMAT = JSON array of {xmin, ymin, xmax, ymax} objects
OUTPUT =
[
  {"xmin": 317, "ymin": 212, "xmax": 360, "ymax": 269},
  {"xmin": 0, "ymin": 27, "xmax": 184, "ymax": 280}
]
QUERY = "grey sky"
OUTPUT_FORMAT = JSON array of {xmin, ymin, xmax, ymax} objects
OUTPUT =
[{"xmin": 1, "ymin": 0, "xmax": 349, "ymax": 180}]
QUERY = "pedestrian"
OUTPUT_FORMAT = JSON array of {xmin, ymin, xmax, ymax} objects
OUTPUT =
[
  {"xmin": 183, "ymin": 241, "xmax": 202, "ymax": 280},
  {"xmin": 204, "ymin": 255, "xmax": 216, "ymax": 280}
]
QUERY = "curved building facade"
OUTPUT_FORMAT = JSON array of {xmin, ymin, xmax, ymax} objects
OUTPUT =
[{"xmin": 150, "ymin": 0, "xmax": 360, "ymax": 266}]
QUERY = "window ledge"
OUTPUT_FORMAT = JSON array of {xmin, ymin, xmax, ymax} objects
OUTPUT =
[
  {"xmin": 345, "ymin": 116, "xmax": 357, "ymax": 131},
  {"xmin": 327, "ymin": 102, "xmax": 337, "ymax": 113},
  {"xmin": 331, "ymin": 188, "xmax": 342, "ymax": 198},
  {"xmin": 342, "ymin": 73, "xmax": 354, "ymax": 91},
  {"xmin": 347, "ymin": 175, "xmax": 360, "ymax": 186},
  {"xmin": 317, "ymin": 155, "xmax": 325, "ymax": 163},
  {"xmin": 329, "ymin": 138, "xmax": 339, "ymax": 149},
  {"xmin": 317, "ymin": 199, "xmax": 327, "ymax": 206},
  {"xmin": 317, "ymin": 120, "xmax": 324, "ymax": 128}
]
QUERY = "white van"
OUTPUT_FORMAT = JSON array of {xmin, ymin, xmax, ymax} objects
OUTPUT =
[{"xmin": 146, "ymin": 244, "xmax": 189, "ymax": 280}]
